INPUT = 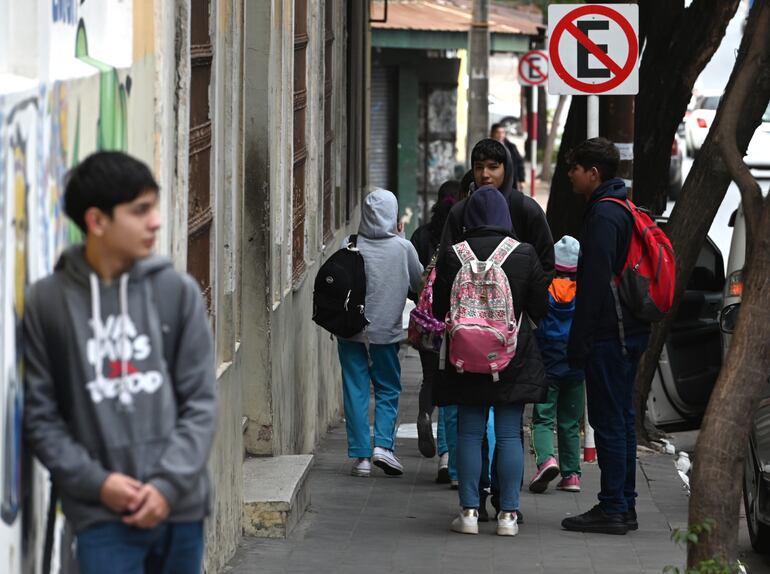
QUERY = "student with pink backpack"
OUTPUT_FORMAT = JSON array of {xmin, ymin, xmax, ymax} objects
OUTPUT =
[{"xmin": 432, "ymin": 186, "xmax": 549, "ymax": 536}]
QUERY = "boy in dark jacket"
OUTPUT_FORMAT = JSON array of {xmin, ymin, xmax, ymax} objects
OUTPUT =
[
  {"xmin": 562, "ymin": 138, "xmax": 651, "ymax": 536},
  {"xmin": 24, "ymin": 152, "xmax": 217, "ymax": 572},
  {"xmin": 529, "ymin": 235, "xmax": 584, "ymax": 495}
]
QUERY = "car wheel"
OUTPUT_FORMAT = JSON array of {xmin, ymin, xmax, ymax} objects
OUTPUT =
[{"xmin": 743, "ymin": 447, "xmax": 770, "ymax": 554}]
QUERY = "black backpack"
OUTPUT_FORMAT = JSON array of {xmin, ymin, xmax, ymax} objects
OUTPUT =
[{"xmin": 313, "ymin": 234, "xmax": 369, "ymax": 338}]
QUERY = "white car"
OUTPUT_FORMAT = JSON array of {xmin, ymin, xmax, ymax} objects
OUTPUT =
[
  {"xmin": 684, "ymin": 93, "xmax": 721, "ymax": 157},
  {"xmin": 744, "ymin": 103, "xmax": 770, "ymax": 170}
]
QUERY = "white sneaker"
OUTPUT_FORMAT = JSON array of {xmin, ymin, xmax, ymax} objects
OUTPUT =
[
  {"xmin": 351, "ymin": 458, "xmax": 371, "ymax": 477},
  {"xmin": 496, "ymin": 511, "xmax": 519, "ymax": 536},
  {"xmin": 451, "ymin": 508, "xmax": 479, "ymax": 534},
  {"xmin": 372, "ymin": 447, "xmax": 403, "ymax": 476}
]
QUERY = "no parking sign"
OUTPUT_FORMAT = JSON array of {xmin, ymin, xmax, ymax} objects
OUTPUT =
[
  {"xmin": 519, "ymin": 50, "xmax": 549, "ymax": 86},
  {"xmin": 547, "ymin": 4, "xmax": 639, "ymax": 95}
]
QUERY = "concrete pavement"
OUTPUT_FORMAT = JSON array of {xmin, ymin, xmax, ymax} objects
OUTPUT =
[{"xmin": 224, "ymin": 346, "xmax": 690, "ymax": 574}]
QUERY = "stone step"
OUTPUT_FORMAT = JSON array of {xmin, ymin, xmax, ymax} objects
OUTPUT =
[{"xmin": 242, "ymin": 454, "xmax": 314, "ymax": 538}]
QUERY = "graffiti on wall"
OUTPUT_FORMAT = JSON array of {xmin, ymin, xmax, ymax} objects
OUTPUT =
[
  {"xmin": 0, "ymin": 1, "xmax": 136, "ymax": 569},
  {"xmin": 0, "ymin": 95, "xmax": 38, "ymax": 531}
]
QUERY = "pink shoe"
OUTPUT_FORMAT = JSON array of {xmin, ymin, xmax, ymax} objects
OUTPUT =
[
  {"xmin": 556, "ymin": 474, "xmax": 581, "ymax": 492},
  {"xmin": 528, "ymin": 456, "xmax": 560, "ymax": 493}
]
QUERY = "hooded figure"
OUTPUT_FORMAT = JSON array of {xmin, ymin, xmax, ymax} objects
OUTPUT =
[
  {"xmin": 338, "ymin": 189, "xmax": 423, "ymax": 478},
  {"xmin": 431, "ymin": 184, "xmax": 549, "ymax": 536},
  {"xmin": 344, "ymin": 189, "xmax": 423, "ymax": 345},
  {"xmin": 24, "ymin": 245, "xmax": 216, "ymax": 533},
  {"xmin": 442, "ymin": 139, "xmax": 555, "ymax": 280}
]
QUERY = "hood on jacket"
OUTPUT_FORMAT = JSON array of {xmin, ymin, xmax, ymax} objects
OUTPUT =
[
  {"xmin": 54, "ymin": 245, "xmax": 174, "ymax": 409},
  {"xmin": 359, "ymin": 189, "xmax": 399, "ymax": 239},
  {"xmin": 56, "ymin": 245, "xmax": 173, "ymax": 285},
  {"xmin": 464, "ymin": 185, "xmax": 513, "ymax": 230},
  {"xmin": 463, "ymin": 139, "xmax": 516, "ymax": 200},
  {"xmin": 586, "ymin": 177, "xmax": 628, "ymax": 211}
]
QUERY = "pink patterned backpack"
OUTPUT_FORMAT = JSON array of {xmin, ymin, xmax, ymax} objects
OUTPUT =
[
  {"xmin": 408, "ymin": 262, "xmax": 445, "ymax": 353},
  {"xmin": 446, "ymin": 237, "xmax": 520, "ymax": 381}
]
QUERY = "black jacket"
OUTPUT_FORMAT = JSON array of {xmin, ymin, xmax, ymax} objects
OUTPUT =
[
  {"xmin": 410, "ymin": 223, "xmax": 437, "ymax": 268},
  {"xmin": 441, "ymin": 142, "xmax": 554, "ymax": 281},
  {"xmin": 432, "ymin": 227, "xmax": 550, "ymax": 406},
  {"xmin": 567, "ymin": 179, "xmax": 651, "ymax": 368},
  {"xmin": 503, "ymin": 139, "xmax": 526, "ymax": 186}
]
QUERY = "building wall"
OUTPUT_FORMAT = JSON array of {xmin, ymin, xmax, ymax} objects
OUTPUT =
[
  {"xmin": 0, "ymin": 0, "xmax": 245, "ymax": 571},
  {"xmin": 241, "ymin": 0, "xmax": 370, "ymax": 457},
  {"xmin": 0, "ymin": 0, "xmax": 369, "ymax": 571}
]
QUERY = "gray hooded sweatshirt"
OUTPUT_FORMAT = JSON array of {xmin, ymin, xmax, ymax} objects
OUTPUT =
[
  {"xmin": 23, "ymin": 245, "xmax": 217, "ymax": 532},
  {"xmin": 344, "ymin": 190, "xmax": 423, "ymax": 344}
]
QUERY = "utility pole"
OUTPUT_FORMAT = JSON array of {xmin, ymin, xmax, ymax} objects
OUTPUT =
[{"xmin": 467, "ymin": 0, "xmax": 489, "ymax": 160}]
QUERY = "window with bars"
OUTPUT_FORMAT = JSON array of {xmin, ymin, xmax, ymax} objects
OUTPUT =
[
  {"xmin": 322, "ymin": 0, "xmax": 334, "ymax": 240},
  {"xmin": 292, "ymin": 0, "xmax": 308, "ymax": 280},
  {"xmin": 187, "ymin": 0, "xmax": 214, "ymax": 317}
]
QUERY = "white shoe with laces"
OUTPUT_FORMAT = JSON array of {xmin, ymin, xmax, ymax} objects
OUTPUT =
[
  {"xmin": 351, "ymin": 458, "xmax": 371, "ymax": 477},
  {"xmin": 451, "ymin": 508, "xmax": 479, "ymax": 534},
  {"xmin": 496, "ymin": 511, "xmax": 519, "ymax": 536},
  {"xmin": 372, "ymin": 447, "xmax": 403, "ymax": 476}
]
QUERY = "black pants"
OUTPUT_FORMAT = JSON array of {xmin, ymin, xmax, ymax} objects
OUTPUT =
[{"xmin": 418, "ymin": 349, "xmax": 439, "ymax": 416}]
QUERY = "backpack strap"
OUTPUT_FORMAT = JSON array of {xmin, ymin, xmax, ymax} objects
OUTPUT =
[
  {"xmin": 452, "ymin": 241, "xmax": 477, "ymax": 265},
  {"xmin": 348, "ymin": 234, "xmax": 359, "ymax": 250},
  {"xmin": 488, "ymin": 236, "xmax": 520, "ymax": 266}
]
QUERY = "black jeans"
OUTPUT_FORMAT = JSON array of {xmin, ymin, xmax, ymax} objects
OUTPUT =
[
  {"xmin": 418, "ymin": 349, "xmax": 439, "ymax": 416},
  {"xmin": 585, "ymin": 333, "xmax": 649, "ymax": 514}
]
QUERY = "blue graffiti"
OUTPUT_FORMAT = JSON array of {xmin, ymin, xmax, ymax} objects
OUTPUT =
[{"xmin": 52, "ymin": 0, "xmax": 78, "ymax": 25}]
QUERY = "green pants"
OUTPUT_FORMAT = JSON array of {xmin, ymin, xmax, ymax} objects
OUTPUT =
[{"xmin": 532, "ymin": 378, "xmax": 585, "ymax": 477}]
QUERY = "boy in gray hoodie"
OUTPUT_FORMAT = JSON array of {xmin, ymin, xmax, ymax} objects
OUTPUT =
[
  {"xmin": 23, "ymin": 152, "xmax": 217, "ymax": 573},
  {"xmin": 340, "ymin": 189, "xmax": 422, "ymax": 478}
]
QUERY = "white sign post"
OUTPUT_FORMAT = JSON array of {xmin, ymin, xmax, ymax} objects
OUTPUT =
[
  {"xmin": 519, "ymin": 50, "xmax": 548, "ymax": 198},
  {"xmin": 547, "ymin": 4, "xmax": 639, "ymax": 138}
]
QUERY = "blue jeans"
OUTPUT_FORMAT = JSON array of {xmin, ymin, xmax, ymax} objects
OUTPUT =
[
  {"xmin": 457, "ymin": 403, "xmax": 524, "ymax": 512},
  {"xmin": 77, "ymin": 521, "xmax": 203, "ymax": 574},
  {"xmin": 437, "ymin": 406, "xmax": 458, "ymax": 480},
  {"xmin": 585, "ymin": 334, "xmax": 649, "ymax": 514},
  {"xmin": 337, "ymin": 340, "xmax": 401, "ymax": 458}
]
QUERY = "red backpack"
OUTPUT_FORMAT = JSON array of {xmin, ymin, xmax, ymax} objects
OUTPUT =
[{"xmin": 599, "ymin": 197, "xmax": 676, "ymax": 323}]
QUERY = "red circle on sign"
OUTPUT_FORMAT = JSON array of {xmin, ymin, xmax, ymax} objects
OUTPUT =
[
  {"xmin": 519, "ymin": 50, "xmax": 549, "ymax": 86},
  {"xmin": 549, "ymin": 4, "xmax": 638, "ymax": 94}
]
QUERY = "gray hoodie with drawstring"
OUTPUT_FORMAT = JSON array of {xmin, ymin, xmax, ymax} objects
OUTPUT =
[
  {"xmin": 344, "ymin": 190, "xmax": 423, "ymax": 345},
  {"xmin": 23, "ymin": 245, "xmax": 217, "ymax": 532}
]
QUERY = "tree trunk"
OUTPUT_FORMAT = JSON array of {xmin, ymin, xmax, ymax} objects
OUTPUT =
[
  {"xmin": 633, "ymin": 0, "xmax": 770, "ymax": 446},
  {"xmin": 632, "ymin": 0, "xmax": 740, "ymax": 213},
  {"xmin": 541, "ymin": 95, "xmax": 567, "ymax": 183},
  {"xmin": 688, "ymin": 202, "xmax": 770, "ymax": 565},
  {"xmin": 545, "ymin": 96, "xmax": 588, "ymax": 241},
  {"xmin": 688, "ymin": 1, "xmax": 770, "ymax": 565}
]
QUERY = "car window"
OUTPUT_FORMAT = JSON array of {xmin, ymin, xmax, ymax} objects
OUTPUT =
[
  {"xmin": 700, "ymin": 96, "xmax": 721, "ymax": 111},
  {"xmin": 688, "ymin": 237, "xmax": 726, "ymax": 292}
]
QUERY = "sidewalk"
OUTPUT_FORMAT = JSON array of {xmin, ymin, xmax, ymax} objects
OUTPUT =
[{"xmin": 224, "ymin": 347, "xmax": 688, "ymax": 574}]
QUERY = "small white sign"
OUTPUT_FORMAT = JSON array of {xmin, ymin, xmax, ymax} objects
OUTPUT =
[{"xmin": 547, "ymin": 4, "xmax": 639, "ymax": 96}]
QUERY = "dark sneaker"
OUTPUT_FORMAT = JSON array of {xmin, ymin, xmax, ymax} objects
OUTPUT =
[
  {"xmin": 516, "ymin": 509, "xmax": 524, "ymax": 524},
  {"xmin": 478, "ymin": 494, "xmax": 489, "ymax": 523},
  {"xmin": 436, "ymin": 452, "xmax": 450, "ymax": 484},
  {"xmin": 625, "ymin": 508, "xmax": 638, "ymax": 531},
  {"xmin": 561, "ymin": 505, "xmax": 629, "ymax": 535},
  {"xmin": 417, "ymin": 413, "xmax": 436, "ymax": 458}
]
